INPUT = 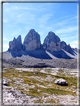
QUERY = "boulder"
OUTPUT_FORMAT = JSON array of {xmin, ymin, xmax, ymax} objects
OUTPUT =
[
  {"xmin": 3, "ymin": 80, "xmax": 9, "ymax": 86},
  {"xmin": 8, "ymin": 35, "xmax": 22, "ymax": 51},
  {"xmin": 43, "ymin": 31, "xmax": 61, "ymax": 51},
  {"xmin": 23, "ymin": 29, "xmax": 41, "ymax": 51},
  {"xmin": 54, "ymin": 78, "xmax": 68, "ymax": 86}
]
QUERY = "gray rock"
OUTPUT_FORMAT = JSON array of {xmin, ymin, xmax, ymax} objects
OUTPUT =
[
  {"xmin": 60, "ymin": 41, "xmax": 72, "ymax": 53},
  {"xmin": 72, "ymin": 48, "xmax": 78, "ymax": 53},
  {"xmin": 43, "ymin": 31, "xmax": 61, "ymax": 51},
  {"xmin": 3, "ymin": 80, "xmax": 9, "ymax": 86},
  {"xmin": 23, "ymin": 29, "xmax": 41, "ymax": 51},
  {"xmin": 6, "ymin": 29, "xmax": 77, "ymax": 59},
  {"xmin": 54, "ymin": 78, "xmax": 68, "ymax": 86},
  {"xmin": 8, "ymin": 35, "xmax": 22, "ymax": 51}
]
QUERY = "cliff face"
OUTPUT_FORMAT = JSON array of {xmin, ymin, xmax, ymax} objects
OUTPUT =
[
  {"xmin": 8, "ymin": 35, "xmax": 22, "ymax": 51},
  {"xmin": 23, "ymin": 29, "xmax": 41, "ymax": 51},
  {"xmin": 43, "ymin": 32, "xmax": 61, "ymax": 51},
  {"xmin": 8, "ymin": 29, "xmax": 73, "ymax": 54},
  {"xmin": 60, "ymin": 41, "xmax": 72, "ymax": 53}
]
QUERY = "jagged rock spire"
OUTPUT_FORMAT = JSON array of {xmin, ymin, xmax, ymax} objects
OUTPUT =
[
  {"xmin": 8, "ymin": 35, "xmax": 22, "ymax": 51},
  {"xmin": 23, "ymin": 29, "xmax": 41, "ymax": 51},
  {"xmin": 8, "ymin": 29, "xmax": 73, "ymax": 53},
  {"xmin": 43, "ymin": 31, "xmax": 61, "ymax": 51}
]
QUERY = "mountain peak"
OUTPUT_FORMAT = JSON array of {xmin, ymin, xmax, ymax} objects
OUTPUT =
[
  {"xmin": 23, "ymin": 29, "xmax": 41, "ymax": 51},
  {"xmin": 8, "ymin": 35, "xmax": 22, "ymax": 51},
  {"xmin": 29, "ymin": 29, "xmax": 35, "ymax": 32},
  {"xmin": 8, "ymin": 29, "xmax": 73, "ymax": 54},
  {"xmin": 43, "ymin": 31, "xmax": 61, "ymax": 51}
]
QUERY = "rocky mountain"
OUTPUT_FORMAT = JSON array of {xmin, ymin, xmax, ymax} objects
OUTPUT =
[
  {"xmin": 43, "ymin": 31, "xmax": 61, "ymax": 51},
  {"xmin": 6, "ymin": 29, "xmax": 78, "ymax": 59},
  {"xmin": 60, "ymin": 41, "xmax": 72, "ymax": 54},
  {"xmin": 23, "ymin": 29, "xmax": 41, "ymax": 51},
  {"xmin": 8, "ymin": 35, "xmax": 22, "ymax": 51}
]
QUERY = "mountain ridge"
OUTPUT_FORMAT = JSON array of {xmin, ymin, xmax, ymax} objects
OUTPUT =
[{"xmin": 4, "ymin": 29, "xmax": 78, "ymax": 59}]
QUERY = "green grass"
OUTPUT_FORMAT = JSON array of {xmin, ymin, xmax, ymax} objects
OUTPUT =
[{"xmin": 3, "ymin": 68, "xmax": 77, "ymax": 100}]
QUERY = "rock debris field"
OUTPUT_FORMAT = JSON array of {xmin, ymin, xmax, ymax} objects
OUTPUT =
[{"xmin": 3, "ymin": 68, "xmax": 79, "ymax": 105}]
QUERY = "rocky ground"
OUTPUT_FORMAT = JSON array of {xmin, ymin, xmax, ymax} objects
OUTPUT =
[
  {"xmin": 2, "ymin": 67, "xmax": 79, "ymax": 105},
  {"xmin": 2, "ymin": 57, "xmax": 77, "ymax": 69}
]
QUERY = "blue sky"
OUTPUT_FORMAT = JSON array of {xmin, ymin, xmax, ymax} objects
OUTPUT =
[{"xmin": 3, "ymin": 2, "xmax": 78, "ymax": 51}]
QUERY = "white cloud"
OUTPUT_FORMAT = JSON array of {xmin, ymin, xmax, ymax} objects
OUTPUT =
[
  {"xmin": 70, "ymin": 40, "xmax": 78, "ymax": 48},
  {"xmin": 11, "ymin": 28, "xmax": 22, "ymax": 36},
  {"xmin": 60, "ymin": 37, "xmax": 67, "ymax": 41},
  {"xmin": 3, "ymin": 43, "xmax": 9, "ymax": 51},
  {"xmin": 70, "ymin": 35, "xmax": 77, "ymax": 39},
  {"xmin": 61, "ymin": 35, "xmax": 77, "ymax": 40},
  {"xmin": 7, "ymin": 5, "xmax": 36, "ymax": 11},
  {"xmin": 55, "ymin": 16, "xmax": 77, "ymax": 27},
  {"xmin": 11, "ymin": 32, "xmax": 18, "ymax": 36},
  {"xmin": 54, "ymin": 15, "xmax": 74, "ymax": 22},
  {"xmin": 55, "ymin": 26, "xmax": 77, "ymax": 34},
  {"xmin": 38, "ymin": 13, "xmax": 54, "ymax": 28},
  {"xmin": 39, "ymin": 14, "xmax": 53, "ymax": 23}
]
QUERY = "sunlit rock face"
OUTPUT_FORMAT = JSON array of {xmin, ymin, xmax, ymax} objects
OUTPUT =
[
  {"xmin": 23, "ymin": 29, "xmax": 41, "ymax": 51},
  {"xmin": 43, "ymin": 31, "xmax": 61, "ymax": 51},
  {"xmin": 8, "ymin": 35, "xmax": 22, "ymax": 51}
]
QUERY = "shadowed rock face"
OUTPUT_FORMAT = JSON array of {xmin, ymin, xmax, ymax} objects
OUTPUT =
[
  {"xmin": 43, "ymin": 32, "xmax": 61, "ymax": 51},
  {"xmin": 7, "ymin": 29, "xmax": 77, "ymax": 59},
  {"xmin": 8, "ymin": 35, "xmax": 22, "ymax": 51},
  {"xmin": 23, "ymin": 29, "xmax": 41, "ymax": 51},
  {"xmin": 60, "ymin": 41, "xmax": 72, "ymax": 53}
]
